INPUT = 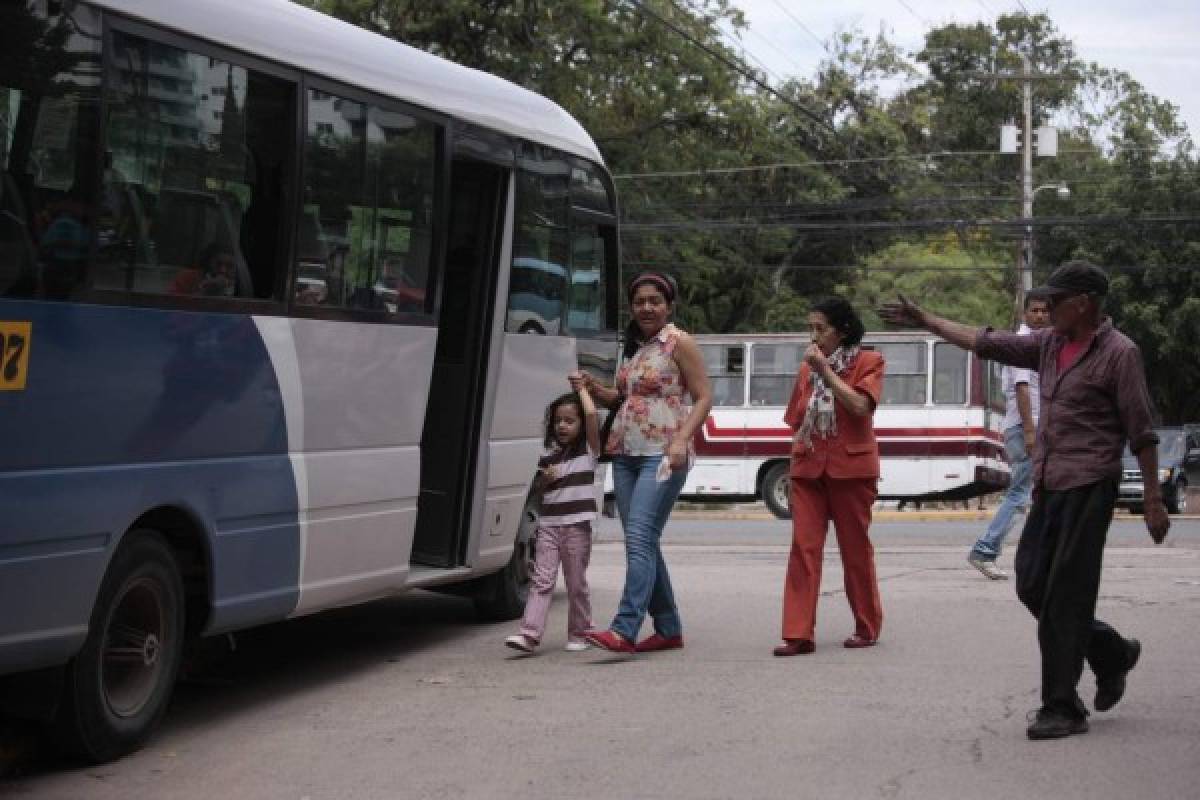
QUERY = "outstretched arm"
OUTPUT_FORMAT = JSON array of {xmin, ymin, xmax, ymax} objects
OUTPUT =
[
  {"xmin": 878, "ymin": 294, "xmax": 980, "ymax": 353},
  {"xmin": 577, "ymin": 384, "xmax": 601, "ymax": 455}
]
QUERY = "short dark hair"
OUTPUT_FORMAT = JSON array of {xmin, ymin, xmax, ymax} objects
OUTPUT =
[
  {"xmin": 810, "ymin": 296, "xmax": 865, "ymax": 347},
  {"xmin": 1024, "ymin": 294, "xmax": 1050, "ymax": 310}
]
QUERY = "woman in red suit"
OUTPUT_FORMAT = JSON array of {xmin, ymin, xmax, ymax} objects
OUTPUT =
[{"xmin": 774, "ymin": 297, "xmax": 885, "ymax": 656}]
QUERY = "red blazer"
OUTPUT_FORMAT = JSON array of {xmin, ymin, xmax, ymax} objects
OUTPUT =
[{"xmin": 783, "ymin": 349, "xmax": 885, "ymax": 480}]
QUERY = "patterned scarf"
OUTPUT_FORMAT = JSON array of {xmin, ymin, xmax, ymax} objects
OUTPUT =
[{"xmin": 795, "ymin": 345, "xmax": 860, "ymax": 451}]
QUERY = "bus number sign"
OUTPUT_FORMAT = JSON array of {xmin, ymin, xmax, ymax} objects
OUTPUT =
[{"xmin": 0, "ymin": 321, "xmax": 32, "ymax": 391}]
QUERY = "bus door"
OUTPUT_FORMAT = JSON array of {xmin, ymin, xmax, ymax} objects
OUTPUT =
[{"xmin": 412, "ymin": 157, "xmax": 506, "ymax": 567}]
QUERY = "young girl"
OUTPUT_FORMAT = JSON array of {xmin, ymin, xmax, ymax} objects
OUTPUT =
[{"xmin": 504, "ymin": 380, "xmax": 601, "ymax": 653}]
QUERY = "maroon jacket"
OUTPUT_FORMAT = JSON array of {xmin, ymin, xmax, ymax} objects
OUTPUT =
[{"xmin": 976, "ymin": 319, "xmax": 1158, "ymax": 491}]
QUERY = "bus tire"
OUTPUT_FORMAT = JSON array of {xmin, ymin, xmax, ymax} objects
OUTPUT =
[
  {"xmin": 473, "ymin": 500, "xmax": 537, "ymax": 621},
  {"xmin": 762, "ymin": 462, "xmax": 792, "ymax": 520},
  {"xmin": 54, "ymin": 530, "xmax": 185, "ymax": 763}
]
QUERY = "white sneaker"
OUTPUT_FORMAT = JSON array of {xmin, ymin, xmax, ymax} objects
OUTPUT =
[
  {"xmin": 968, "ymin": 556, "xmax": 1008, "ymax": 580},
  {"xmin": 564, "ymin": 639, "xmax": 591, "ymax": 652},
  {"xmin": 504, "ymin": 634, "xmax": 536, "ymax": 653}
]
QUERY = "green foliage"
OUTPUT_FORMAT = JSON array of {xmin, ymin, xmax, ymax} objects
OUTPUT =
[{"xmin": 295, "ymin": 0, "xmax": 1199, "ymax": 421}]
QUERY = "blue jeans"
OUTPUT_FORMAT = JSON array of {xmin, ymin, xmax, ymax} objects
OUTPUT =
[
  {"xmin": 971, "ymin": 425, "xmax": 1033, "ymax": 561},
  {"xmin": 609, "ymin": 454, "xmax": 687, "ymax": 641}
]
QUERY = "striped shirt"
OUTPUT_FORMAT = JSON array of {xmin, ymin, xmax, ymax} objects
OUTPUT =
[{"xmin": 538, "ymin": 444, "xmax": 598, "ymax": 526}]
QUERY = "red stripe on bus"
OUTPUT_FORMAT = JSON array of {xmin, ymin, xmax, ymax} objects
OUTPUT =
[
  {"xmin": 691, "ymin": 435, "xmax": 1005, "ymax": 460},
  {"xmin": 703, "ymin": 418, "xmax": 1003, "ymax": 441}
]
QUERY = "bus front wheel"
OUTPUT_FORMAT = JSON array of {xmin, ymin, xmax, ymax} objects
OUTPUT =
[
  {"xmin": 762, "ymin": 462, "xmax": 792, "ymax": 520},
  {"xmin": 55, "ymin": 530, "xmax": 185, "ymax": 763},
  {"xmin": 473, "ymin": 499, "xmax": 538, "ymax": 621}
]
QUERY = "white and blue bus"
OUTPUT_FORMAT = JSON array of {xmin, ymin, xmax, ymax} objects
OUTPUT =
[{"xmin": 0, "ymin": 0, "xmax": 619, "ymax": 761}]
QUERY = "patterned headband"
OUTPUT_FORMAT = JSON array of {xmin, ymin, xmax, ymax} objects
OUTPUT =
[{"xmin": 629, "ymin": 273, "xmax": 675, "ymax": 302}]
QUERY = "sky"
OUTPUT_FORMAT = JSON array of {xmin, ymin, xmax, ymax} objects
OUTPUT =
[{"xmin": 728, "ymin": 0, "xmax": 1200, "ymax": 142}]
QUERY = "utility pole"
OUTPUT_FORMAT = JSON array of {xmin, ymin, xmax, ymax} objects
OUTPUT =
[
  {"xmin": 999, "ymin": 46, "xmax": 1062, "ymax": 322},
  {"xmin": 1019, "ymin": 51, "xmax": 1034, "ymax": 316}
]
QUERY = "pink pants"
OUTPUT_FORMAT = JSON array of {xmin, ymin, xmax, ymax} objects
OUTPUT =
[{"xmin": 519, "ymin": 522, "xmax": 593, "ymax": 643}]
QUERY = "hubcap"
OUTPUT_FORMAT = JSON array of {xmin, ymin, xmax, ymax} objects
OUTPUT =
[
  {"xmin": 773, "ymin": 475, "xmax": 789, "ymax": 510},
  {"xmin": 101, "ymin": 577, "xmax": 168, "ymax": 719}
]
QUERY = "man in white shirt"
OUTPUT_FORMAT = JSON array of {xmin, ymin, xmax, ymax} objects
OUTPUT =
[{"xmin": 968, "ymin": 297, "xmax": 1050, "ymax": 579}]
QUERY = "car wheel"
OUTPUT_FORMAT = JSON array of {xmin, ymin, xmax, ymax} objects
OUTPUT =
[
  {"xmin": 55, "ymin": 530, "xmax": 185, "ymax": 763},
  {"xmin": 473, "ymin": 496, "xmax": 538, "ymax": 621},
  {"xmin": 761, "ymin": 462, "xmax": 792, "ymax": 520},
  {"xmin": 1167, "ymin": 478, "xmax": 1187, "ymax": 515}
]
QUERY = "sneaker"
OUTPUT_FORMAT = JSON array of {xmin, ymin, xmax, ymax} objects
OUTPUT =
[
  {"xmin": 1026, "ymin": 709, "xmax": 1089, "ymax": 740},
  {"xmin": 968, "ymin": 556, "xmax": 1008, "ymax": 580},
  {"xmin": 564, "ymin": 639, "xmax": 590, "ymax": 652},
  {"xmin": 504, "ymin": 634, "xmax": 537, "ymax": 653},
  {"xmin": 1095, "ymin": 638, "xmax": 1141, "ymax": 712}
]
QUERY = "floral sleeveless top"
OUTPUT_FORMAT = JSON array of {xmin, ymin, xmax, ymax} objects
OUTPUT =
[{"xmin": 607, "ymin": 323, "xmax": 693, "ymax": 457}]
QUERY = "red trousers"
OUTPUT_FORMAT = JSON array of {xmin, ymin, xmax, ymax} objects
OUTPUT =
[{"xmin": 782, "ymin": 475, "xmax": 883, "ymax": 642}]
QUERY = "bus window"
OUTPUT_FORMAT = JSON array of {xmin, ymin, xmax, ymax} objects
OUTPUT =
[
  {"xmin": 987, "ymin": 360, "xmax": 1006, "ymax": 413},
  {"xmin": 299, "ymin": 90, "xmax": 437, "ymax": 315},
  {"xmin": 749, "ymin": 343, "xmax": 802, "ymax": 406},
  {"xmin": 95, "ymin": 31, "xmax": 294, "ymax": 300},
  {"xmin": 703, "ymin": 344, "xmax": 745, "ymax": 407},
  {"xmin": 934, "ymin": 342, "xmax": 968, "ymax": 405},
  {"xmin": 874, "ymin": 342, "xmax": 927, "ymax": 405},
  {"xmin": 567, "ymin": 223, "xmax": 606, "ymax": 333},
  {"xmin": 0, "ymin": 2, "xmax": 101, "ymax": 301},
  {"xmin": 508, "ymin": 152, "xmax": 568, "ymax": 334},
  {"xmin": 570, "ymin": 161, "xmax": 613, "ymax": 214}
]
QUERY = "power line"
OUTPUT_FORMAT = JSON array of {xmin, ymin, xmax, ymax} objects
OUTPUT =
[
  {"xmin": 769, "ymin": 0, "xmax": 829, "ymax": 55},
  {"xmin": 614, "ymin": 150, "xmax": 1000, "ymax": 179},
  {"xmin": 895, "ymin": 0, "xmax": 930, "ymax": 26},
  {"xmin": 623, "ymin": 0, "xmax": 835, "ymax": 137},
  {"xmin": 622, "ymin": 212, "xmax": 1200, "ymax": 232},
  {"xmin": 623, "ymin": 261, "xmax": 1200, "ymax": 273}
]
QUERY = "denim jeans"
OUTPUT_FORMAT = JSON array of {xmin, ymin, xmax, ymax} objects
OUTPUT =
[
  {"xmin": 609, "ymin": 454, "xmax": 687, "ymax": 641},
  {"xmin": 971, "ymin": 425, "xmax": 1033, "ymax": 561}
]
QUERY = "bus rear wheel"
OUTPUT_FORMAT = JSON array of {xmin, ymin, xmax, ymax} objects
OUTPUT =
[
  {"xmin": 762, "ymin": 462, "xmax": 792, "ymax": 520},
  {"xmin": 55, "ymin": 530, "xmax": 185, "ymax": 763}
]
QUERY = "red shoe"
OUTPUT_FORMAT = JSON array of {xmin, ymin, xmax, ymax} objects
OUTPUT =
[
  {"xmin": 843, "ymin": 634, "xmax": 877, "ymax": 649},
  {"xmin": 635, "ymin": 633, "xmax": 684, "ymax": 653},
  {"xmin": 584, "ymin": 629, "xmax": 636, "ymax": 653},
  {"xmin": 773, "ymin": 639, "xmax": 815, "ymax": 657}
]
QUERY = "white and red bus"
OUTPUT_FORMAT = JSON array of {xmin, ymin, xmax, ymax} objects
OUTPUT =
[{"xmin": 686, "ymin": 333, "xmax": 1010, "ymax": 518}]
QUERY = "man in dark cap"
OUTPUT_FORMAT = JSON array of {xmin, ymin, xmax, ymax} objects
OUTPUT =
[{"xmin": 879, "ymin": 260, "xmax": 1169, "ymax": 740}]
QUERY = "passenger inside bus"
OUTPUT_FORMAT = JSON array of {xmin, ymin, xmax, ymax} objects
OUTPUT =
[{"xmin": 169, "ymin": 242, "xmax": 239, "ymax": 297}]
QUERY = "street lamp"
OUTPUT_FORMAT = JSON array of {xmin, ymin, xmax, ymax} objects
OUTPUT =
[{"xmin": 1017, "ymin": 181, "xmax": 1070, "ymax": 315}]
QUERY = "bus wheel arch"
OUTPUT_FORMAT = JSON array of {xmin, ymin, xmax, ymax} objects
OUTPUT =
[
  {"xmin": 759, "ymin": 461, "xmax": 792, "ymax": 520},
  {"xmin": 54, "ymin": 528, "xmax": 187, "ymax": 763},
  {"xmin": 472, "ymin": 492, "xmax": 538, "ymax": 621}
]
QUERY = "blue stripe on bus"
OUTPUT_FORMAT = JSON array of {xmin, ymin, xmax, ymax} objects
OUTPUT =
[{"xmin": 0, "ymin": 300, "xmax": 301, "ymax": 672}]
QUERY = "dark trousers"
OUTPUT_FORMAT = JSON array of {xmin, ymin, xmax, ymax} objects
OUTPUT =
[{"xmin": 1014, "ymin": 478, "xmax": 1134, "ymax": 718}]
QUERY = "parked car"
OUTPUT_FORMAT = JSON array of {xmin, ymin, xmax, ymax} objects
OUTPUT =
[{"xmin": 1117, "ymin": 427, "xmax": 1200, "ymax": 514}]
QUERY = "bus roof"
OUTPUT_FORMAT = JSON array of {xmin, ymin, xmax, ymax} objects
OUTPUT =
[{"xmin": 93, "ymin": 0, "xmax": 604, "ymax": 164}]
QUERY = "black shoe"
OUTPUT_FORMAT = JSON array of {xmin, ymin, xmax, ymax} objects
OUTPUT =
[
  {"xmin": 1026, "ymin": 709, "xmax": 1089, "ymax": 740},
  {"xmin": 1095, "ymin": 638, "xmax": 1141, "ymax": 712}
]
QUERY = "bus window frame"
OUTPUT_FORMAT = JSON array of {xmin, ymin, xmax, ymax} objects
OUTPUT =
[
  {"xmin": 84, "ymin": 12, "xmax": 305, "ymax": 314},
  {"xmin": 289, "ymin": 73, "xmax": 450, "ymax": 327},
  {"xmin": 563, "ymin": 204, "xmax": 619, "ymax": 340},
  {"xmin": 866, "ymin": 340, "xmax": 929, "ymax": 407},
  {"xmin": 933, "ymin": 341, "xmax": 969, "ymax": 406}
]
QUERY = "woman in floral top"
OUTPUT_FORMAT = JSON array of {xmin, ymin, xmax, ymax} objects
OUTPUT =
[{"xmin": 574, "ymin": 271, "xmax": 712, "ymax": 654}]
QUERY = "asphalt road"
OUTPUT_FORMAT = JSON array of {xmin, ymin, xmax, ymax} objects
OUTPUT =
[{"xmin": 4, "ymin": 516, "xmax": 1200, "ymax": 799}]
